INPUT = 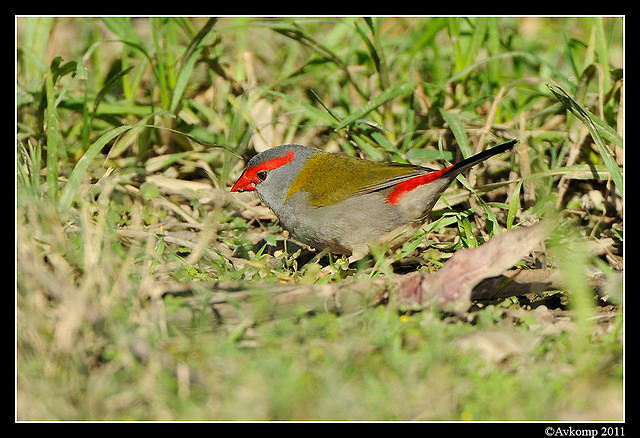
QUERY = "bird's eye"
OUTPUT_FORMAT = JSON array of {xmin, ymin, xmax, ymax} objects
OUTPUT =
[{"xmin": 256, "ymin": 171, "xmax": 267, "ymax": 181}]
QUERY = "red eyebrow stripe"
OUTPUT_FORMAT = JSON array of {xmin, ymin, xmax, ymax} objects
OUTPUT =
[
  {"xmin": 386, "ymin": 165, "xmax": 454, "ymax": 204},
  {"xmin": 245, "ymin": 149, "xmax": 296, "ymax": 179},
  {"xmin": 259, "ymin": 149, "xmax": 296, "ymax": 171}
]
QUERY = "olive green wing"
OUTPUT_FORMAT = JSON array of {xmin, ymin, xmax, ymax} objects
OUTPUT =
[{"xmin": 285, "ymin": 152, "xmax": 430, "ymax": 207}]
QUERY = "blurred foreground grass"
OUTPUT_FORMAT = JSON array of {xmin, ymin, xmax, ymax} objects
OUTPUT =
[{"xmin": 17, "ymin": 17, "xmax": 623, "ymax": 420}]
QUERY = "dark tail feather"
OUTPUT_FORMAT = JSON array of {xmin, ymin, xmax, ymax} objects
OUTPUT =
[{"xmin": 446, "ymin": 140, "xmax": 517, "ymax": 176}]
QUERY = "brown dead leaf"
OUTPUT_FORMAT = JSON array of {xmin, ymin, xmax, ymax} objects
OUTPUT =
[{"xmin": 396, "ymin": 223, "xmax": 548, "ymax": 314}]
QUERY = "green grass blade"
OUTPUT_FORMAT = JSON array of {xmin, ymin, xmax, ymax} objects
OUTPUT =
[
  {"xmin": 45, "ymin": 66, "xmax": 60, "ymax": 201},
  {"xmin": 168, "ymin": 18, "xmax": 217, "ymax": 114},
  {"xmin": 19, "ymin": 17, "xmax": 54, "ymax": 82},
  {"xmin": 309, "ymin": 89, "xmax": 342, "ymax": 123},
  {"xmin": 356, "ymin": 18, "xmax": 388, "ymax": 88},
  {"xmin": 59, "ymin": 99, "xmax": 154, "ymax": 117},
  {"xmin": 181, "ymin": 17, "xmax": 217, "ymax": 69},
  {"xmin": 101, "ymin": 17, "xmax": 145, "ymax": 48},
  {"xmin": 448, "ymin": 18, "xmax": 464, "ymax": 73},
  {"xmin": 58, "ymin": 124, "xmax": 133, "ymax": 210},
  {"xmin": 163, "ymin": 18, "xmax": 180, "ymax": 90},
  {"xmin": 525, "ymin": 164, "xmax": 611, "ymax": 180},
  {"xmin": 151, "ymin": 18, "xmax": 172, "ymax": 109},
  {"xmin": 271, "ymin": 23, "xmax": 368, "ymax": 99},
  {"xmin": 92, "ymin": 65, "xmax": 134, "ymax": 115},
  {"xmin": 444, "ymin": 51, "xmax": 569, "ymax": 88},
  {"xmin": 407, "ymin": 17, "xmax": 447, "ymax": 59},
  {"xmin": 439, "ymin": 109, "xmax": 471, "ymax": 158},
  {"xmin": 465, "ymin": 17, "xmax": 488, "ymax": 71},
  {"xmin": 370, "ymin": 131, "xmax": 399, "ymax": 155},
  {"xmin": 167, "ymin": 18, "xmax": 217, "ymax": 109},
  {"xmin": 506, "ymin": 179, "xmax": 523, "ymax": 229},
  {"xmin": 593, "ymin": 17, "xmax": 611, "ymax": 92},
  {"xmin": 547, "ymin": 84, "xmax": 623, "ymax": 194},
  {"xmin": 486, "ymin": 19, "xmax": 501, "ymax": 86},
  {"xmin": 582, "ymin": 104, "xmax": 623, "ymax": 148},
  {"xmin": 476, "ymin": 196, "xmax": 500, "ymax": 237},
  {"xmin": 18, "ymin": 138, "xmax": 43, "ymax": 196},
  {"xmin": 170, "ymin": 45, "xmax": 203, "ymax": 114},
  {"xmin": 334, "ymin": 81, "xmax": 415, "ymax": 131},
  {"xmin": 260, "ymin": 88, "xmax": 337, "ymax": 125}
]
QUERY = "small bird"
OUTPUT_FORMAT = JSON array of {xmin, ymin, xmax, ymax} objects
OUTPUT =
[{"xmin": 231, "ymin": 140, "xmax": 516, "ymax": 262}]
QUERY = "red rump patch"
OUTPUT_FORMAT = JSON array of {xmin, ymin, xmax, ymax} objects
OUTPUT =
[{"xmin": 386, "ymin": 165, "xmax": 454, "ymax": 204}]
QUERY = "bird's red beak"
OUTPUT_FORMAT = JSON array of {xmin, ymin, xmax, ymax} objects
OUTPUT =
[{"xmin": 230, "ymin": 169, "xmax": 256, "ymax": 192}]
